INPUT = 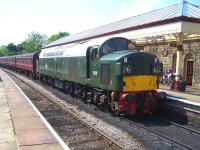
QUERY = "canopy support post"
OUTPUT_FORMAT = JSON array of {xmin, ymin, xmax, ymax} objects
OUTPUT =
[{"xmin": 173, "ymin": 33, "xmax": 187, "ymax": 90}]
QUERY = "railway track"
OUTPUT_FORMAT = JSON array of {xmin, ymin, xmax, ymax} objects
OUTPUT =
[
  {"xmin": 123, "ymin": 114, "xmax": 200, "ymax": 150},
  {"xmin": 6, "ymin": 69, "xmax": 200, "ymax": 149},
  {"xmin": 7, "ymin": 71, "xmax": 123, "ymax": 150},
  {"xmin": 155, "ymin": 116, "xmax": 200, "ymax": 135},
  {"xmin": 159, "ymin": 98, "xmax": 200, "ymax": 131}
]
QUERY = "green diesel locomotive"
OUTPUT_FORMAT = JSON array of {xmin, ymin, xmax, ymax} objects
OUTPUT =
[{"xmin": 39, "ymin": 37, "xmax": 163, "ymax": 115}]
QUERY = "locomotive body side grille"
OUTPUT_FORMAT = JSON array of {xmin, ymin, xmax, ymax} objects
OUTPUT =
[{"xmin": 101, "ymin": 63, "xmax": 110, "ymax": 85}]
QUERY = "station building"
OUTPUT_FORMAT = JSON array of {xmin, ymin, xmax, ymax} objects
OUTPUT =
[
  {"xmin": 140, "ymin": 34, "xmax": 200, "ymax": 87},
  {"xmin": 46, "ymin": 1, "xmax": 200, "ymax": 88}
]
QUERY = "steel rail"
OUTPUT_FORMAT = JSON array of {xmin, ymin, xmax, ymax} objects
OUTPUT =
[
  {"xmin": 121, "ymin": 117, "xmax": 194, "ymax": 150},
  {"xmin": 154, "ymin": 116, "xmax": 200, "ymax": 135}
]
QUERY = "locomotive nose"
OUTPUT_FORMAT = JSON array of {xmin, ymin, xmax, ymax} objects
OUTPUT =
[{"xmin": 120, "ymin": 52, "xmax": 162, "ymax": 92}]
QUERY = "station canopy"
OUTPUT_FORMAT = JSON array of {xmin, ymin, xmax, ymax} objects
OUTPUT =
[{"xmin": 44, "ymin": 0, "xmax": 200, "ymax": 49}]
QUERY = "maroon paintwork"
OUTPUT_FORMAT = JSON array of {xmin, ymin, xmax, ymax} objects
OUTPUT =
[
  {"xmin": 0, "ymin": 52, "xmax": 39, "ymax": 76},
  {"xmin": 0, "ymin": 56, "xmax": 16, "ymax": 68},
  {"xmin": 0, "ymin": 57, "xmax": 8, "ymax": 66},
  {"xmin": 15, "ymin": 52, "xmax": 39, "ymax": 74}
]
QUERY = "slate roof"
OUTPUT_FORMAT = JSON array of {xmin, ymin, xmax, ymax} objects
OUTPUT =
[{"xmin": 44, "ymin": 1, "xmax": 200, "ymax": 49}]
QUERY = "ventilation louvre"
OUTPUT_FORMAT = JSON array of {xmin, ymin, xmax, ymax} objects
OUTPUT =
[{"xmin": 101, "ymin": 63, "xmax": 110, "ymax": 85}]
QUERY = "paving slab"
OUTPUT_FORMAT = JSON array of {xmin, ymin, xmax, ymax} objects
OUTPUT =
[
  {"xmin": 20, "ymin": 143, "xmax": 63, "ymax": 150},
  {"xmin": 0, "ymin": 94, "xmax": 6, "ymax": 99},
  {"xmin": 0, "ymin": 97, "xmax": 6, "ymax": 100},
  {"xmin": 9, "ymin": 102, "xmax": 31, "ymax": 110},
  {"xmin": 0, "ymin": 128, "xmax": 16, "ymax": 143},
  {"xmin": 0, "ymin": 112, "xmax": 11, "ymax": 120},
  {"xmin": 10, "ymin": 107, "xmax": 38, "ymax": 118},
  {"xmin": 13, "ymin": 116, "xmax": 46, "ymax": 130},
  {"xmin": 4, "ymin": 89, "xmax": 17, "ymax": 93},
  {"xmin": 0, "ymin": 142, "xmax": 18, "ymax": 150},
  {"xmin": 6, "ymin": 94, "xmax": 25, "ymax": 100},
  {"xmin": 0, "ymin": 119, "xmax": 13, "ymax": 129},
  {"xmin": 0, "ymin": 105, "xmax": 9, "ymax": 113},
  {"xmin": 16, "ymin": 128, "xmax": 58, "ymax": 146},
  {"xmin": 0, "ymin": 96, "xmax": 7, "ymax": 102},
  {"xmin": 7, "ymin": 98, "xmax": 29, "ymax": 104}
]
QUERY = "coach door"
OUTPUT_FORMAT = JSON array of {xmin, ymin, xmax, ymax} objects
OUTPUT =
[
  {"xmin": 185, "ymin": 53, "xmax": 194, "ymax": 86},
  {"xmin": 86, "ymin": 47, "xmax": 92, "ymax": 79},
  {"xmin": 186, "ymin": 61, "xmax": 193, "ymax": 86}
]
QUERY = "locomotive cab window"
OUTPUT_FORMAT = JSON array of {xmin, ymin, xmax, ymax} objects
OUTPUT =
[
  {"xmin": 91, "ymin": 46, "xmax": 99, "ymax": 60},
  {"xmin": 99, "ymin": 37, "xmax": 136, "ymax": 57}
]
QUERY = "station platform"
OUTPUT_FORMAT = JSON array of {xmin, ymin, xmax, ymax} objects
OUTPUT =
[
  {"xmin": 158, "ymin": 84, "xmax": 200, "ymax": 104},
  {"xmin": 0, "ymin": 69, "xmax": 68, "ymax": 150}
]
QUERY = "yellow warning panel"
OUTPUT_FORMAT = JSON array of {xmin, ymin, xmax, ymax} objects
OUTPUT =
[{"xmin": 123, "ymin": 75, "xmax": 158, "ymax": 92}]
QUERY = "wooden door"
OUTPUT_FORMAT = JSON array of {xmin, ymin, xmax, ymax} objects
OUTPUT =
[{"xmin": 186, "ymin": 61, "xmax": 193, "ymax": 86}]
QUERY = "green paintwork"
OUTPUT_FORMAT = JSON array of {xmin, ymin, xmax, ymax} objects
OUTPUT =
[
  {"xmin": 100, "ymin": 50, "xmax": 135, "ymax": 62},
  {"xmin": 38, "ymin": 50, "xmax": 162, "ymax": 92},
  {"xmin": 39, "ymin": 57, "xmax": 87, "ymax": 84},
  {"xmin": 38, "ymin": 52, "xmax": 124, "ymax": 91}
]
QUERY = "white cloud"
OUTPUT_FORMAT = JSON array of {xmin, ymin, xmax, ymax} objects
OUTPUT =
[{"xmin": 116, "ymin": 0, "xmax": 161, "ymax": 20}]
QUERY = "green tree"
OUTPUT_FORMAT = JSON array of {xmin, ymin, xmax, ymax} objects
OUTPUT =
[
  {"xmin": 0, "ymin": 46, "xmax": 9, "ymax": 56},
  {"xmin": 21, "ymin": 32, "xmax": 48, "ymax": 53},
  {"xmin": 6, "ymin": 43, "xmax": 18, "ymax": 55},
  {"xmin": 48, "ymin": 32, "xmax": 70, "ymax": 43}
]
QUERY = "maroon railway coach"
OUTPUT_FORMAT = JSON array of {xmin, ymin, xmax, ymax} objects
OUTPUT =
[
  {"xmin": 0, "ymin": 57, "xmax": 8, "ymax": 67},
  {"xmin": 15, "ymin": 52, "xmax": 39, "ymax": 78},
  {"xmin": 3, "ymin": 55, "xmax": 16, "ymax": 70}
]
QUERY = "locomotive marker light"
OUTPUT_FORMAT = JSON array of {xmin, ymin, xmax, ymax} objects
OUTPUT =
[{"xmin": 124, "ymin": 57, "xmax": 128, "ymax": 63}]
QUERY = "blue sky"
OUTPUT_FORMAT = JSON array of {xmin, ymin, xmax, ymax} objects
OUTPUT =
[{"xmin": 0, "ymin": 0, "xmax": 199, "ymax": 45}]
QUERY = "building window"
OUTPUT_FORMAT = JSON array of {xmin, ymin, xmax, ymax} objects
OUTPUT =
[{"xmin": 172, "ymin": 53, "xmax": 177, "ymax": 72}]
